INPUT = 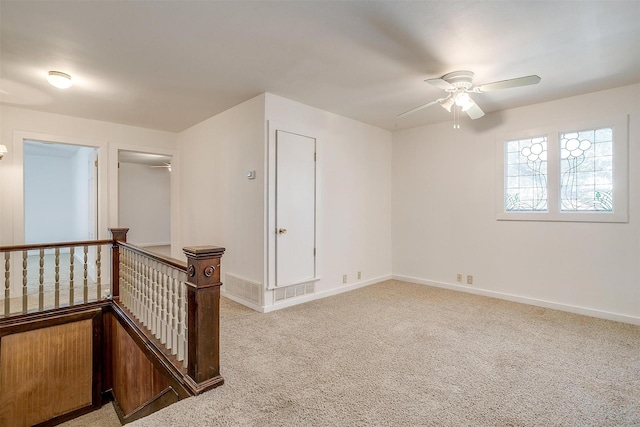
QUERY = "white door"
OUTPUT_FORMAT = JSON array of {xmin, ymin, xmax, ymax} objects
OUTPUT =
[{"xmin": 275, "ymin": 130, "xmax": 316, "ymax": 287}]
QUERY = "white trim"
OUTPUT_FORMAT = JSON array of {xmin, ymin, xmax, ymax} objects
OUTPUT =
[
  {"xmin": 13, "ymin": 130, "xmax": 109, "ymax": 242},
  {"xmin": 221, "ymin": 289, "xmax": 264, "ymax": 313},
  {"xmin": 265, "ymin": 276, "xmax": 321, "ymax": 291},
  {"xmin": 262, "ymin": 274, "xmax": 392, "ymax": 313},
  {"xmin": 108, "ymin": 143, "xmax": 180, "ymax": 258},
  {"xmin": 496, "ymin": 115, "xmax": 629, "ymax": 223},
  {"xmin": 393, "ymin": 274, "xmax": 640, "ymax": 326},
  {"xmin": 266, "ymin": 120, "xmax": 320, "ymax": 289}
]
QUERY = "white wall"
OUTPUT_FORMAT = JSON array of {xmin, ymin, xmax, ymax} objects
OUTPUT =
[
  {"xmin": 24, "ymin": 145, "xmax": 95, "ymax": 244},
  {"xmin": 264, "ymin": 94, "xmax": 393, "ymax": 309},
  {"xmin": 24, "ymin": 154, "xmax": 75, "ymax": 243},
  {"xmin": 177, "ymin": 93, "xmax": 393, "ymax": 311},
  {"xmin": 392, "ymin": 84, "xmax": 640, "ymax": 323},
  {"xmin": 177, "ymin": 94, "xmax": 266, "ymax": 281},
  {"xmin": 118, "ymin": 162, "xmax": 171, "ymax": 246},
  {"xmin": 71, "ymin": 146, "xmax": 96, "ymax": 241},
  {"xmin": 0, "ymin": 105, "xmax": 178, "ymax": 247}
]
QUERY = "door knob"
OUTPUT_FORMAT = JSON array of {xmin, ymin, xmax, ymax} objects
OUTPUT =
[{"xmin": 278, "ymin": 228, "xmax": 287, "ymax": 234}]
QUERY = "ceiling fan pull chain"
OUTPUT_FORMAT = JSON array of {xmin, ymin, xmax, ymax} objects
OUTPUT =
[{"xmin": 453, "ymin": 105, "xmax": 460, "ymax": 130}]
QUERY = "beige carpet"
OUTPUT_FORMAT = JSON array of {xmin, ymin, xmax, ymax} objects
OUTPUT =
[
  {"xmin": 69, "ymin": 280, "xmax": 639, "ymax": 426},
  {"xmin": 60, "ymin": 404, "xmax": 121, "ymax": 427}
]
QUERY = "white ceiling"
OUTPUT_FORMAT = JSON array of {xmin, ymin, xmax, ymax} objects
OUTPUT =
[{"xmin": 1, "ymin": 1, "xmax": 639, "ymax": 133}]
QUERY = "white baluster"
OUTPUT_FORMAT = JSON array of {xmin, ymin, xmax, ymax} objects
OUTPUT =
[
  {"xmin": 170, "ymin": 270, "xmax": 178, "ymax": 355},
  {"xmin": 160, "ymin": 266, "xmax": 168, "ymax": 345}
]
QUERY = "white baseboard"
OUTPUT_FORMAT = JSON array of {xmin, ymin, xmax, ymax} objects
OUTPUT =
[
  {"xmin": 393, "ymin": 274, "xmax": 640, "ymax": 326},
  {"xmin": 221, "ymin": 289, "xmax": 264, "ymax": 313},
  {"xmin": 262, "ymin": 274, "xmax": 392, "ymax": 313}
]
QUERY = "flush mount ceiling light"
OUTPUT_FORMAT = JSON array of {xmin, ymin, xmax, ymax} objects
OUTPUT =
[{"xmin": 47, "ymin": 71, "xmax": 73, "ymax": 89}]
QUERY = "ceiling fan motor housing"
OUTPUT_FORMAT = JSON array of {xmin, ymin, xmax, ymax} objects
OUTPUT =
[{"xmin": 442, "ymin": 70, "xmax": 474, "ymax": 90}]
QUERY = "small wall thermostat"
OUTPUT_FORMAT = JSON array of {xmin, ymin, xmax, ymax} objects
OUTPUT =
[{"xmin": 246, "ymin": 170, "xmax": 256, "ymax": 180}]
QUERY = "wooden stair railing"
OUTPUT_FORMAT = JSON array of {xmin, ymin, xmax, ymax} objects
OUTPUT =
[
  {"xmin": 1, "ymin": 238, "xmax": 112, "ymax": 316},
  {"xmin": 0, "ymin": 229, "xmax": 225, "ymax": 426}
]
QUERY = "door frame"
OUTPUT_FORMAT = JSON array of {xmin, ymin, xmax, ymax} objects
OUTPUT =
[
  {"xmin": 12, "ymin": 131, "xmax": 107, "ymax": 293},
  {"xmin": 108, "ymin": 143, "xmax": 179, "ymax": 258},
  {"xmin": 266, "ymin": 120, "xmax": 320, "ymax": 290},
  {"xmin": 12, "ymin": 131, "xmax": 106, "ymax": 245}
]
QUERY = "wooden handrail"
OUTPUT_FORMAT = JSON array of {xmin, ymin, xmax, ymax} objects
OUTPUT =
[
  {"xmin": 109, "ymin": 228, "xmax": 226, "ymax": 393},
  {"xmin": 2, "ymin": 237, "xmax": 111, "ymax": 316},
  {"xmin": 0, "ymin": 227, "xmax": 225, "ymax": 425},
  {"xmin": 118, "ymin": 241, "xmax": 186, "ymax": 271},
  {"xmin": 0, "ymin": 239, "xmax": 112, "ymax": 253},
  {"xmin": 0, "ymin": 228, "xmax": 225, "ymax": 394}
]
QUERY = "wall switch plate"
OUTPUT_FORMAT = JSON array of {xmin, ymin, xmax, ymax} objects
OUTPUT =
[
  {"xmin": 457, "ymin": 274, "xmax": 462, "ymax": 282},
  {"xmin": 343, "ymin": 275, "xmax": 347, "ymax": 284},
  {"xmin": 467, "ymin": 275, "xmax": 473, "ymax": 285}
]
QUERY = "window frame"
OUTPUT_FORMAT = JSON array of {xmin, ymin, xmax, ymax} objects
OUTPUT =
[{"xmin": 496, "ymin": 116, "xmax": 628, "ymax": 223}]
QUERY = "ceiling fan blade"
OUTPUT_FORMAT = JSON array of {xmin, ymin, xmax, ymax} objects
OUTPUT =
[
  {"xmin": 464, "ymin": 101, "xmax": 485, "ymax": 120},
  {"xmin": 397, "ymin": 98, "xmax": 445, "ymax": 118},
  {"xmin": 425, "ymin": 78, "xmax": 454, "ymax": 91},
  {"xmin": 474, "ymin": 75, "xmax": 541, "ymax": 93}
]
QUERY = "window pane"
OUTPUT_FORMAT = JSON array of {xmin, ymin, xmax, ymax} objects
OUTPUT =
[
  {"xmin": 560, "ymin": 128, "xmax": 613, "ymax": 211},
  {"xmin": 504, "ymin": 136, "xmax": 548, "ymax": 211}
]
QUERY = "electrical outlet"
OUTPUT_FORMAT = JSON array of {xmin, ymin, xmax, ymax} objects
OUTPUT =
[
  {"xmin": 343, "ymin": 274, "xmax": 347, "ymax": 284},
  {"xmin": 357, "ymin": 271, "xmax": 361, "ymax": 280},
  {"xmin": 456, "ymin": 274, "xmax": 462, "ymax": 282},
  {"xmin": 467, "ymin": 275, "xmax": 473, "ymax": 285}
]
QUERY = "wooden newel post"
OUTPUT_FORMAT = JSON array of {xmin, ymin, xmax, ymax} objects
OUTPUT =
[
  {"xmin": 109, "ymin": 228, "xmax": 129, "ymax": 299},
  {"xmin": 183, "ymin": 245, "xmax": 226, "ymax": 393}
]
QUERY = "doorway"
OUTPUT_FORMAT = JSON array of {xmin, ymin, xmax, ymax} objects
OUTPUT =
[
  {"xmin": 118, "ymin": 150, "xmax": 172, "ymax": 256},
  {"xmin": 23, "ymin": 140, "xmax": 98, "ymax": 244},
  {"xmin": 22, "ymin": 139, "xmax": 100, "ymax": 299}
]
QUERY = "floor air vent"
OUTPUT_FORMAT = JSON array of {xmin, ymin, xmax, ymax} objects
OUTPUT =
[
  {"xmin": 274, "ymin": 281, "xmax": 315, "ymax": 302},
  {"xmin": 224, "ymin": 273, "xmax": 262, "ymax": 305}
]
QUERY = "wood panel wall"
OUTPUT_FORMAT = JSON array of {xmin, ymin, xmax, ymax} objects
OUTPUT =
[
  {"xmin": 111, "ymin": 312, "xmax": 169, "ymax": 414},
  {"xmin": 0, "ymin": 310, "xmax": 100, "ymax": 427},
  {"xmin": 0, "ymin": 303, "xmax": 190, "ymax": 426}
]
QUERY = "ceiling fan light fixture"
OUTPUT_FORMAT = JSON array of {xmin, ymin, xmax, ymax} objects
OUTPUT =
[
  {"xmin": 47, "ymin": 71, "xmax": 73, "ymax": 89},
  {"xmin": 440, "ymin": 97, "xmax": 455, "ymax": 112},
  {"xmin": 398, "ymin": 70, "xmax": 540, "ymax": 124},
  {"xmin": 461, "ymin": 98, "xmax": 476, "ymax": 112},
  {"xmin": 454, "ymin": 92, "xmax": 470, "ymax": 107}
]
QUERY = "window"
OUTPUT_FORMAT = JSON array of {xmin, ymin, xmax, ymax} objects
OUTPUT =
[
  {"xmin": 496, "ymin": 116, "xmax": 628, "ymax": 222},
  {"xmin": 505, "ymin": 136, "xmax": 548, "ymax": 211},
  {"xmin": 559, "ymin": 128, "xmax": 612, "ymax": 212}
]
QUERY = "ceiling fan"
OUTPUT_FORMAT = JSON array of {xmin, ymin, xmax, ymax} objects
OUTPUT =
[{"xmin": 398, "ymin": 70, "xmax": 541, "ymax": 127}]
